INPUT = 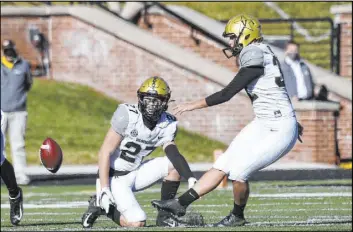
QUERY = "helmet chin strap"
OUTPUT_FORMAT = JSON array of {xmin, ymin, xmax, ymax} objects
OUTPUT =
[
  {"xmin": 138, "ymin": 101, "xmax": 160, "ymax": 130},
  {"xmin": 142, "ymin": 114, "xmax": 158, "ymax": 130},
  {"xmin": 222, "ymin": 26, "xmax": 245, "ymax": 59}
]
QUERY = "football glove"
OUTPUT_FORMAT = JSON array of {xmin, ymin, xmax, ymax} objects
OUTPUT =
[
  {"xmin": 188, "ymin": 177, "xmax": 197, "ymax": 189},
  {"xmin": 99, "ymin": 187, "xmax": 116, "ymax": 214}
]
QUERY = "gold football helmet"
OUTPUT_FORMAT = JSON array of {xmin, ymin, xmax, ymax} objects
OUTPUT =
[
  {"xmin": 137, "ymin": 76, "xmax": 171, "ymax": 122},
  {"xmin": 222, "ymin": 14, "xmax": 263, "ymax": 58}
]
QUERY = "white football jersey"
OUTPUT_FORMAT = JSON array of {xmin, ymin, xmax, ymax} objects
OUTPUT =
[
  {"xmin": 1, "ymin": 110, "xmax": 4, "ymax": 128},
  {"xmin": 239, "ymin": 43, "xmax": 295, "ymax": 119},
  {"xmin": 109, "ymin": 104, "xmax": 177, "ymax": 172},
  {"xmin": 1, "ymin": 111, "xmax": 5, "ymax": 165}
]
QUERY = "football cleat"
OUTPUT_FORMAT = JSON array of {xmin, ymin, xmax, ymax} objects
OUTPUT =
[
  {"xmin": 156, "ymin": 211, "xmax": 189, "ymax": 227},
  {"xmin": 156, "ymin": 210, "xmax": 173, "ymax": 227},
  {"xmin": 151, "ymin": 199, "xmax": 186, "ymax": 217},
  {"xmin": 9, "ymin": 187, "xmax": 23, "ymax": 226},
  {"xmin": 81, "ymin": 195, "xmax": 104, "ymax": 228},
  {"xmin": 210, "ymin": 211, "xmax": 246, "ymax": 227},
  {"xmin": 156, "ymin": 210, "xmax": 204, "ymax": 227}
]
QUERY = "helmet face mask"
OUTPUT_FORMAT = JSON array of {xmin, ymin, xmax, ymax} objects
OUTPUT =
[
  {"xmin": 222, "ymin": 14, "xmax": 262, "ymax": 59},
  {"xmin": 222, "ymin": 31, "xmax": 244, "ymax": 58},
  {"xmin": 138, "ymin": 94, "xmax": 168, "ymax": 122},
  {"xmin": 137, "ymin": 77, "xmax": 171, "ymax": 122}
]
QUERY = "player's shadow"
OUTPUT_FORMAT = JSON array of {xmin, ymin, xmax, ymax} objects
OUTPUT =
[{"xmin": 1, "ymin": 221, "xmax": 81, "ymax": 228}]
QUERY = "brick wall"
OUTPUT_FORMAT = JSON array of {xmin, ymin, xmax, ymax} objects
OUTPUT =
[
  {"xmin": 330, "ymin": 6, "xmax": 352, "ymax": 79},
  {"xmin": 339, "ymin": 13, "xmax": 352, "ymax": 79},
  {"xmin": 288, "ymin": 110, "xmax": 337, "ymax": 164},
  {"xmin": 1, "ymin": 17, "xmax": 48, "ymax": 70},
  {"xmin": 328, "ymin": 92, "xmax": 352, "ymax": 161},
  {"xmin": 1, "ymin": 14, "xmax": 349, "ymax": 164}
]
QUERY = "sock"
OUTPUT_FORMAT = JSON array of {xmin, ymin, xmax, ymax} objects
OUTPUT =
[
  {"xmin": 161, "ymin": 180, "xmax": 180, "ymax": 200},
  {"xmin": 178, "ymin": 188, "xmax": 199, "ymax": 207},
  {"xmin": 232, "ymin": 203, "xmax": 246, "ymax": 218},
  {"xmin": 107, "ymin": 207, "xmax": 121, "ymax": 226},
  {"xmin": 0, "ymin": 159, "xmax": 20, "ymax": 198}
]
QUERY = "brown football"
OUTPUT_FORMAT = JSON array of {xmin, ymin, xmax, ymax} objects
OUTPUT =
[{"xmin": 39, "ymin": 138, "xmax": 63, "ymax": 173}]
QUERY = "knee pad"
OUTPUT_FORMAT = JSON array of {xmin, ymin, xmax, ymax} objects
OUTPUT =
[
  {"xmin": 123, "ymin": 208, "xmax": 146, "ymax": 223},
  {"xmin": 228, "ymin": 172, "xmax": 248, "ymax": 182}
]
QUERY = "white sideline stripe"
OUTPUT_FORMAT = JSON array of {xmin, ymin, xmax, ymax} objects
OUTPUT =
[
  {"xmin": 1, "ymin": 212, "xmax": 83, "ymax": 216},
  {"xmin": 246, "ymin": 219, "xmax": 352, "ymax": 227},
  {"xmin": 1, "ymin": 214, "xmax": 352, "ymax": 221},
  {"xmin": 1, "ymin": 217, "xmax": 351, "ymax": 227},
  {"xmin": 174, "ymin": 204, "xmax": 352, "ymax": 208},
  {"xmin": 0, "ymin": 218, "xmax": 111, "ymax": 222},
  {"xmin": 138, "ymin": 188, "xmax": 353, "ymax": 194},
  {"xmin": 1, "ymin": 202, "xmax": 87, "ymax": 209},
  {"xmin": 6, "ymin": 197, "xmax": 351, "ymax": 205},
  {"xmin": 1, "ymin": 201, "xmax": 352, "ymax": 211},
  {"xmin": 7, "ymin": 201, "xmax": 351, "ymax": 208},
  {"xmin": 248, "ymin": 208, "xmax": 351, "ymax": 212},
  {"xmin": 251, "ymin": 192, "xmax": 352, "ymax": 198},
  {"xmin": 1, "ymin": 191, "xmax": 351, "ymax": 198}
]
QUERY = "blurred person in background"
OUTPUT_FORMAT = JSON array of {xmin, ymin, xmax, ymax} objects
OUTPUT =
[
  {"xmin": 1, "ymin": 39, "xmax": 33, "ymax": 185},
  {"xmin": 281, "ymin": 40, "xmax": 315, "ymax": 101}
]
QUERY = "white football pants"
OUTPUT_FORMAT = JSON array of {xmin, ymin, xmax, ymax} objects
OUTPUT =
[
  {"xmin": 1, "ymin": 130, "xmax": 5, "ymax": 166},
  {"xmin": 213, "ymin": 116, "xmax": 298, "ymax": 181},
  {"xmin": 1, "ymin": 111, "xmax": 5, "ymax": 166},
  {"xmin": 1, "ymin": 111, "xmax": 28, "ymax": 176},
  {"xmin": 96, "ymin": 156, "xmax": 172, "ymax": 222}
]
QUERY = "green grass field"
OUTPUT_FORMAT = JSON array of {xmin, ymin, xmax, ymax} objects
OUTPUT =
[
  {"xmin": 1, "ymin": 179, "xmax": 352, "ymax": 231},
  {"xmin": 3, "ymin": 79, "xmax": 226, "ymax": 165}
]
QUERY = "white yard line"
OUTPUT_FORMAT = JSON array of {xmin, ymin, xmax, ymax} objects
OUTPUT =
[
  {"xmin": 245, "ymin": 218, "xmax": 352, "ymax": 227},
  {"xmin": 247, "ymin": 208, "xmax": 351, "ymax": 212},
  {"xmin": 1, "ymin": 202, "xmax": 87, "ymax": 209},
  {"xmin": 1, "ymin": 192, "xmax": 95, "ymax": 198},
  {"xmin": 1, "ymin": 217, "xmax": 351, "ymax": 229},
  {"xmin": 179, "ymin": 204, "xmax": 352, "ymax": 208},
  {"xmin": 250, "ymin": 192, "xmax": 352, "ymax": 198},
  {"xmin": 1, "ymin": 212, "xmax": 83, "ymax": 216},
  {"xmin": 1, "ymin": 191, "xmax": 351, "ymax": 199},
  {"xmin": 5, "ymin": 199, "xmax": 351, "ymax": 207},
  {"xmin": 1, "ymin": 201, "xmax": 352, "ymax": 211},
  {"xmin": 2, "ymin": 213, "xmax": 351, "ymax": 221}
]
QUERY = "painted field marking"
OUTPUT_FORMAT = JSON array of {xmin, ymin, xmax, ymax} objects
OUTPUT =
[
  {"xmin": 1, "ymin": 201, "xmax": 352, "ymax": 211},
  {"xmin": 1, "ymin": 191, "xmax": 351, "ymax": 199}
]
